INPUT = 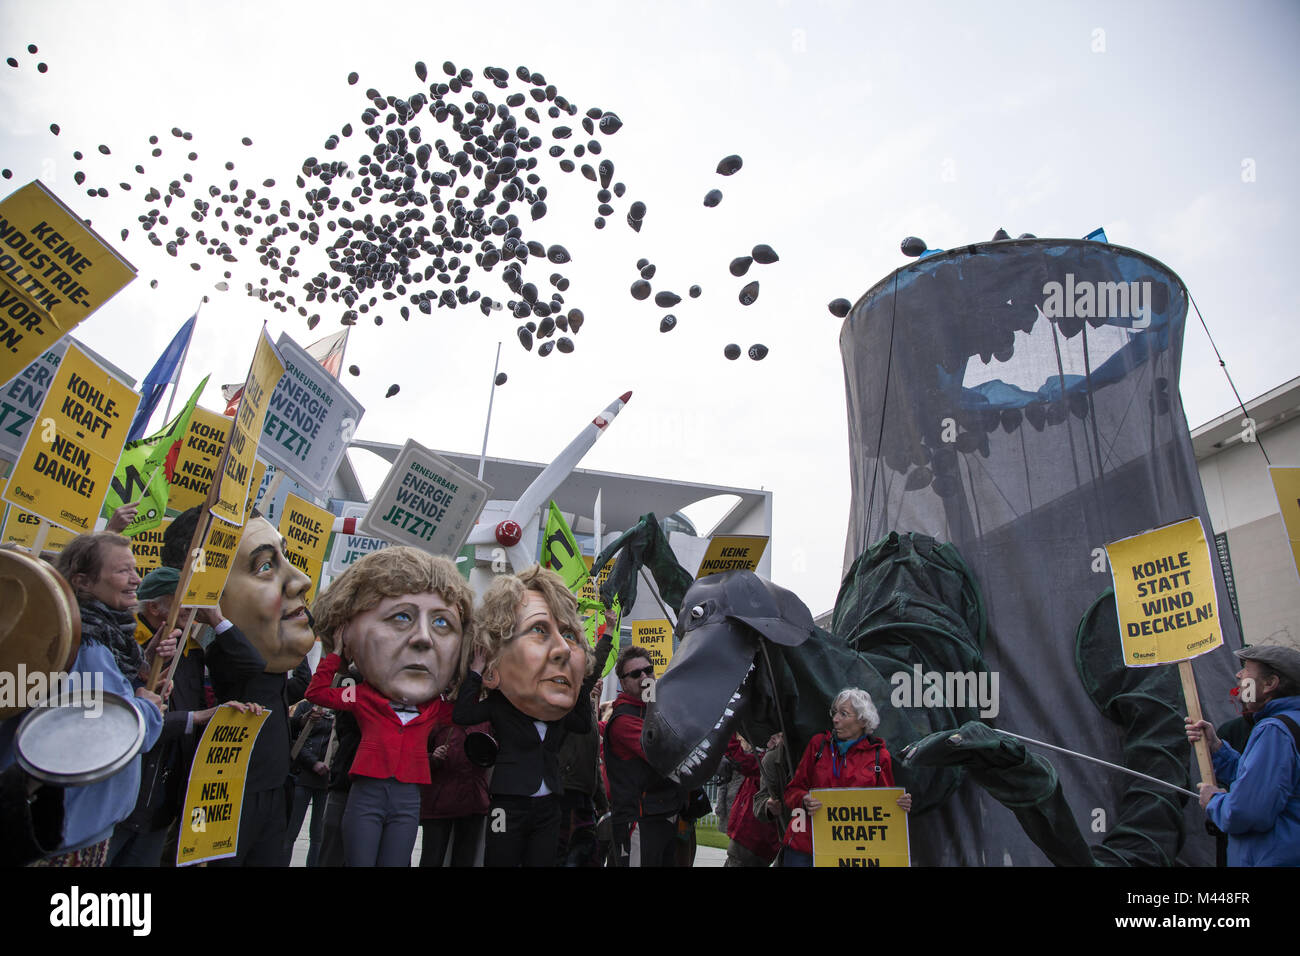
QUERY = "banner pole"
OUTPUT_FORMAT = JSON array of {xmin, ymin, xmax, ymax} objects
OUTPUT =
[
  {"xmin": 477, "ymin": 342, "xmax": 502, "ymax": 481},
  {"xmin": 159, "ymin": 301, "xmax": 201, "ymax": 429},
  {"xmin": 1179, "ymin": 659, "xmax": 1217, "ymax": 786},
  {"xmin": 994, "ymin": 730, "xmax": 1199, "ymax": 798}
]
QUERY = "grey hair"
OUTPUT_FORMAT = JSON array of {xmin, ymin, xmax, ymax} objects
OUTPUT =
[{"xmin": 831, "ymin": 687, "xmax": 880, "ymax": 735}]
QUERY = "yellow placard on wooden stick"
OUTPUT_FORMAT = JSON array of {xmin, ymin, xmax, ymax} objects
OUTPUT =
[
  {"xmin": 631, "ymin": 619, "xmax": 673, "ymax": 677},
  {"xmin": 184, "ymin": 460, "xmax": 264, "ymax": 607},
  {"xmin": 211, "ymin": 329, "xmax": 283, "ymax": 527},
  {"xmin": 1106, "ymin": 517, "xmax": 1223, "ymax": 666},
  {"xmin": 1270, "ymin": 466, "xmax": 1300, "ymax": 585},
  {"xmin": 0, "ymin": 180, "xmax": 136, "ymax": 383},
  {"xmin": 168, "ymin": 407, "xmax": 231, "ymax": 512},
  {"xmin": 2, "ymin": 343, "xmax": 139, "ymax": 533},
  {"xmin": 810, "ymin": 788, "xmax": 911, "ymax": 867},
  {"xmin": 279, "ymin": 493, "xmax": 332, "ymax": 603},
  {"xmin": 130, "ymin": 518, "xmax": 172, "ymax": 581},
  {"xmin": 177, "ymin": 705, "xmax": 270, "ymax": 866},
  {"xmin": 1, "ymin": 506, "xmax": 74, "ymax": 552},
  {"xmin": 695, "ymin": 534, "xmax": 769, "ymax": 579}
]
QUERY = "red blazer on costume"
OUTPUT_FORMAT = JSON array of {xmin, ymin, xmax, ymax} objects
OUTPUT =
[{"xmin": 305, "ymin": 653, "xmax": 450, "ymax": 785}]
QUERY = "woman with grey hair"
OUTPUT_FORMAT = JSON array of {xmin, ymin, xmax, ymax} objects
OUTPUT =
[{"xmin": 779, "ymin": 687, "xmax": 911, "ymax": 867}]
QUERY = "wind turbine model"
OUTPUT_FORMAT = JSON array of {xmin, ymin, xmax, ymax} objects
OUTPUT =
[{"xmin": 465, "ymin": 391, "xmax": 632, "ymax": 584}]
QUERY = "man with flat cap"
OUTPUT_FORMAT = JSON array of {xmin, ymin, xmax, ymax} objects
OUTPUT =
[{"xmin": 1186, "ymin": 644, "xmax": 1300, "ymax": 866}]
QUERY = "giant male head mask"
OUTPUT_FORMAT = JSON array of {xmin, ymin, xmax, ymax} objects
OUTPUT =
[
  {"xmin": 219, "ymin": 516, "xmax": 316, "ymax": 672},
  {"xmin": 311, "ymin": 547, "xmax": 474, "ymax": 705}
]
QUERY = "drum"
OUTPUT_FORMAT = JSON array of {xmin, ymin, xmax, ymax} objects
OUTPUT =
[{"xmin": 0, "ymin": 548, "xmax": 81, "ymax": 720}]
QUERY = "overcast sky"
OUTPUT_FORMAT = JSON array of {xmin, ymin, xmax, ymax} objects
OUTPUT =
[{"xmin": 2, "ymin": 0, "xmax": 1296, "ymax": 614}]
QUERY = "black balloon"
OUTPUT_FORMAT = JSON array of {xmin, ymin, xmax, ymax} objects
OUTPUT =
[
  {"xmin": 729, "ymin": 256, "xmax": 752, "ymax": 277},
  {"xmin": 546, "ymin": 244, "xmax": 570, "ymax": 264},
  {"xmin": 654, "ymin": 291, "xmax": 680, "ymax": 308},
  {"xmin": 900, "ymin": 236, "xmax": 927, "ymax": 257},
  {"xmin": 738, "ymin": 281, "xmax": 759, "ymax": 306},
  {"xmin": 828, "ymin": 298, "xmax": 851, "ymax": 318},
  {"xmin": 495, "ymin": 372, "xmax": 508, "ymax": 386},
  {"xmin": 747, "ymin": 344, "xmax": 768, "ymax": 361},
  {"xmin": 348, "ymin": 365, "xmax": 360, "ymax": 376},
  {"xmin": 703, "ymin": 189, "xmax": 722, "ymax": 207},
  {"xmin": 556, "ymin": 336, "xmax": 573, "ymax": 353},
  {"xmin": 538, "ymin": 340, "xmax": 555, "ymax": 357},
  {"xmin": 385, "ymin": 384, "xmax": 400, "ymax": 398},
  {"xmin": 628, "ymin": 200, "xmax": 645, "ymax": 220},
  {"xmin": 518, "ymin": 327, "xmax": 533, "ymax": 350},
  {"xmin": 630, "ymin": 279, "xmax": 651, "ymax": 300},
  {"xmin": 659, "ymin": 314, "xmax": 677, "ymax": 333},
  {"xmin": 689, "ymin": 285, "xmax": 701, "ymax": 298},
  {"xmin": 716, "ymin": 154, "xmax": 743, "ymax": 176},
  {"xmin": 752, "ymin": 244, "xmax": 778, "ymax": 264},
  {"xmin": 724, "ymin": 344, "xmax": 741, "ymax": 360}
]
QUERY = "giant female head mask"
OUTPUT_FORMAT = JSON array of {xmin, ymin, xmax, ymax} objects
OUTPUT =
[
  {"xmin": 472, "ymin": 565, "xmax": 590, "ymax": 721},
  {"xmin": 311, "ymin": 547, "xmax": 473, "ymax": 705}
]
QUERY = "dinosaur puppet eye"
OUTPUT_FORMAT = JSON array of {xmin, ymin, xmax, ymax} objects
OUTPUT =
[{"xmin": 690, "ymin": 604, "xmax": 706, "ymax": 621}]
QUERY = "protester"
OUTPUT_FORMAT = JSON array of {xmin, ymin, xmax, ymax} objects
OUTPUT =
[
  {"xmin": 419, "ymin": 717, "xmax": 489, "ymax": 867},
  {"xmin": 285, "ymin": 700, "xmax": 334, "ymax": 866},
  {"xmin": 317, "ymin": 704, "xmax": 361, "ymax": 867},
  {"xmin": 203, "ymin": 513, "xmax": 314, "ymax": 866},
  {"xmin": 781, "ymin": 687, "xmax": 911, "ymax": 867},
  {"xmin": 454, "ymin": 565, "xmax": 610, "ymax": 867},
  {"xmin": 753, "ymin": 732, "xmax": 793, "ymax": 860},
  {"xmin": 308, "ymin": 547, "xmax": 473, "ymax": 867},
  {"xmin": 723, "ymin": 735, "xmax": 781, "ymax": 867},
  {"xmin": 555, "ymin": 677, "xmax": 604, "ymax": 866},
  {"xmin": 108, "ymin": 567, "xmax": 230, "ymax": 866},
  {"xmin": 1186, "ymin": 644, "xmax": 1300, "ymax": 866},
  {"xmin": 30, "ymin": 533, "xmax": 165, "ymax": 865},
  {"xmin": 604, "ymin": 644, "xmax": 684, "ymax": 867}
]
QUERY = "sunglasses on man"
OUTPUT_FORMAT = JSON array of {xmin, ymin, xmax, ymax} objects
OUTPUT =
[{"xmin": 621, "ymin": 665, "xmax": 654, "ymax": 680}]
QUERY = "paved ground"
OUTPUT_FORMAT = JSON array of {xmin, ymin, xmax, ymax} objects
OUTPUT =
[{"xmin": 288, "ymin": 821, "xmax": 729, "ymax": 867}]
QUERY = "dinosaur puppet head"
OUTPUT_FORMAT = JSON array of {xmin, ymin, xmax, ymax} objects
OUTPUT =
[{"xmin": 642, "ymin": 570, "xmax": 816, "ymax": 789}]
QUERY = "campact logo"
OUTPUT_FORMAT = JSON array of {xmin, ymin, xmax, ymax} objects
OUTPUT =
[{"xmin": 1041, "ymin": 273, "xmax": 1151, "ymax": 330}]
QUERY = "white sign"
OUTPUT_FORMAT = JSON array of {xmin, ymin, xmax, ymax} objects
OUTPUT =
[
  {"xmin": 256, "ymin": 333, "xmax": 364, "ymax": 500},
  {"xmin": 324, "ymin": 500, "xmax": 389, "ymax": 577},
  {"xmin": 357, "ymin": 440, "xmax": 490, "ymax": 557},
  {"xmin": 0, "ymin": 338, "xmax": 72, "ymax": 462}
]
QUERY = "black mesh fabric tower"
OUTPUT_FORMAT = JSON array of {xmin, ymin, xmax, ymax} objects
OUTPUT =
[{"xmin": 840, "ymin": 240, "xmax": 1243, "ymax": 865}]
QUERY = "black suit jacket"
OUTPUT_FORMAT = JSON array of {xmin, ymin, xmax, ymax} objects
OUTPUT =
[
  {"xmin": 204, "ymin": 623, "xmax": 310, "ymax": 794},
  {"xmin": 452, "ymin": 670, "xmax": 596, "ymax": 797}
]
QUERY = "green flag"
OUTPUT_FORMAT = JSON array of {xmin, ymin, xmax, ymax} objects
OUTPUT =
[
  {"xmin": 541, "ymin": 500, "xmax": 588, "ymax": 591},
  {"xmin": 542, "ymin": 501, "xmax": 620, "ymax": 675},
  {"xmin": 102, "ymin": 375, "xmax": 209, "ymax": 536}
]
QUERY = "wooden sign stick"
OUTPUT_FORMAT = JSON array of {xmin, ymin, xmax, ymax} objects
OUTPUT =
[{"xmin": 1179, "ymin": 659, "xmax": 1216, "ymax": 787}]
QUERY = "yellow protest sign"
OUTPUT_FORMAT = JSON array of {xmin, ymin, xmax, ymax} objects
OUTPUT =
[
  {"xmin": 696, "ymin": 534, "xmax": 769, "ymax": 579},
  {"xmin": 1106, "ymin": 517, "xmax": 1223, "ymax": 665},
  {"xmin": 130, "ymin": 519, "xmax": 172, "ymax": 581},
  {"xmin": 167, "ymin": 406, "xmax": 230, "ymax": 512},
  {"xmin": 184, "ymin": 461, "xmax": 263, "ymax": 606},
  {"xmin": 0, "ymin": 181, "xmax": 136, "ymax": 383},
  {"xmin": 279, "ymin": 493, "xmax": 332, "ymax": 603},
  {"xmin": 211, "ymin": 329, "xmax": 283, "ymax": 526},
  {"xmin": 1270, "ymin": 466, "xmax": 1300, "ymax": 584},
  {"xmin": 177, "ymin": 705, "xmax": 270, "ymax": 866},
  {"xmin": 1, "ymin": 506, "xmax": 75, "ymax": 552},
  {"xmin": 810, "ymin": 788, "xmax": 911, "ymax": 867},
  {"xmin": 631, "ymin": 619, "xmax": 673, "ymax": 676},
  {"xmin": 578, "ymin": 554, "xmax": 614, "ymax": 606},
  {"xmin": 2, "ymin": 343, "xmax": 140, "ymax": 533}
]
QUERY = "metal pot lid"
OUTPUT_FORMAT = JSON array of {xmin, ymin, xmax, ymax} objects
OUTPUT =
[{"xmin": 14, "ymin": 691, "xmax": 146, "ymax": 786}]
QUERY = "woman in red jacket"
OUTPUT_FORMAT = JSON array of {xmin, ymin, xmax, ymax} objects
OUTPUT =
[
  {"xmin": 781, "ymin": 687, "xmax": 911, "ymax": 867},
  {"xmin": 307, "ymin": 548, "xmax": 474, "ymax": 867}
]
